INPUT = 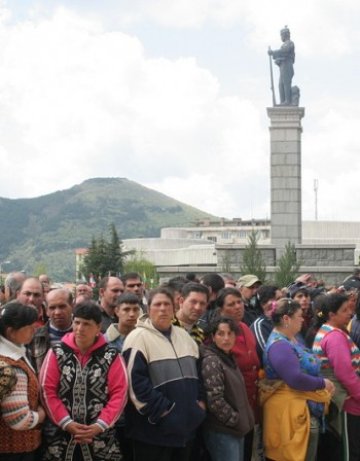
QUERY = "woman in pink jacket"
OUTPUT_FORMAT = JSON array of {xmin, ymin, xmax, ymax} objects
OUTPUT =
[
  {"xmin": 40, "ymin": 301, "xmax": 128, "ymax": 461},
  {"xmin": 313, "ymin": 293, "xmax": 360, "ymax": 461}
]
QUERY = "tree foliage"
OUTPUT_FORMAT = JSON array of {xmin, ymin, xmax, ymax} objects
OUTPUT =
[
  {"xmin": 274, "ymin": 241, "xmax": 300, "ymax": 288},
  {"xmin": 124, "ymin": 251, "xmax": 158, "ymax": 288},
  {"xmin": 240, "ymin": 229, "xmax": 267, "ymax": 281},
  {"xmin": 81, "ymin": 224, "xmax": 125, "ymax": 281}
]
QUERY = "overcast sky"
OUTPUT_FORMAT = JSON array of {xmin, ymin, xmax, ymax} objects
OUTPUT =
[{"xmin": 0, "ymin": 0, "xmax": 359, "ymax": 221}]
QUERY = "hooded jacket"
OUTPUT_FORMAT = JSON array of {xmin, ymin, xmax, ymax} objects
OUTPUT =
[{"xmin": 122, "ymin": 315, "xmax": 206, "ymax": 447}]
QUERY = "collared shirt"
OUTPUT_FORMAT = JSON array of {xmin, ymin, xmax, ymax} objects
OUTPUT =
[
  {"xmin": 0, "ymin": 335, "xmax": 35, "ymax": 372},
  {"xmin": 172, "ymin": 317, "xmax": 205, "ymax": 346}
]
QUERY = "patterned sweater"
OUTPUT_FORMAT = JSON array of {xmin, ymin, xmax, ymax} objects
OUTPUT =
[
  {"xmin": 313, "ymin": 323, "xmax": 360, "ymax": 415},
  {"xmin": 0, "ymin": 335, "xmax": 41, "ymax": 454}
]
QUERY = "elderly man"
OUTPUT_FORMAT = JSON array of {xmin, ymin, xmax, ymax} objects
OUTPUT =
[
  {"xmin": 4, "ymin": 271, "xmax": 26, "ymax": 302},
  {"xmin": 123, "ymin": 287, "xmax": 206, "ymax": 461},
  {"xmin": 75, "ymin": 284, "xmax": 93, "ymax": 303},
  {"xmin": 28, "ymin": 288, "xmax": 74, "ymax": 374}
]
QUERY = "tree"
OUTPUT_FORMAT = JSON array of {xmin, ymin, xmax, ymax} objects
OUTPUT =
[
  {"xmin": 107, "ymin": 223, "xmax": 125, "ymax": 275},
  {"xmin": 219, "ymin": 250, "xmax": 233, "ymax": 273},
  {"xmin": 33, "ymin": 262, "xmax": 48, "ymax": 277},
  {"xmin": 275, "ymin": 241, "xmax": 300, "ymax": 287},
  {"xmin": 81, "ymin": 224, "xmax": 125, "ymax": 281},
  {"xmin": 124, "ymin": 251, "xmax": 158, "ymax": 288},
  {"xmin": 240, "ymin": 229, "xmax": 266, "ymax": 281}
]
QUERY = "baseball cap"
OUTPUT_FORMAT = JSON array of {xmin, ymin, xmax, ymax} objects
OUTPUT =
[{"xmin": 238, "ymin": 274, "xmax": 262, "ymax": 288}]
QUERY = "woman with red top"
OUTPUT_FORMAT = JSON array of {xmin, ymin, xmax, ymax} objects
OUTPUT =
[{"xmin": 216, "ymin": 287, "xmax": 260, "ymax": 461}]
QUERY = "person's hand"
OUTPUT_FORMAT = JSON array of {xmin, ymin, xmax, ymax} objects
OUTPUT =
[
  {"xmin": 66, "ymin": 421, "xmax": 89, "ymax": 436},
  {"xmin": 295, "ymin": 274, "xmax": 312, "ymax": 285},
  {"xmin": 324, "ymin": 378, "xmax": 335, "ymax": 396},
  {"xmin": 36, "ymin": 405, "xmax": 46, "ymax": 424},
  {"xmin": 197, "ymin": 400, "xmax": 206, "ymax": 411},
  {"xmin": 74, "ymin": 424, "xmax": 103, "ymax": 443}
]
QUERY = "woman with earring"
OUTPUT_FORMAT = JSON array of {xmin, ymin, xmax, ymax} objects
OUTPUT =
[
  {"xmin": 40, "ymin": 301, "xmax": 128, "ymax": 461},
  {"xmin": 260, "ymin": 298, "xmax": 333, "ymax": 461}
]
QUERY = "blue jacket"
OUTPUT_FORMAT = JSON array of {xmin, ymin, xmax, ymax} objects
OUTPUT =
[{"xmin": 122, "ymin": 315, "xmax": 205, "ymax": 447}]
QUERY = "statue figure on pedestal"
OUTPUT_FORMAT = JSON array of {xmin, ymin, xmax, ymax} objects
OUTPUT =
[{"xmin": 268, "ymin": 26, "xmax": 299, "ymax": 106}]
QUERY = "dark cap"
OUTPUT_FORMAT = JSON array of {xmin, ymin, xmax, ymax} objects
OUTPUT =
[{"xmin": 288, "ymin": 282, "xmax": 309, "ymax": 299}]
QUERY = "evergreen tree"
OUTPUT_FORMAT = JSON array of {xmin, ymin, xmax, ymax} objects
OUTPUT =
[
  {"xmin": 81, "ymin": 224, "xmax": 125, "ymax": 281},
  {"xmin": 275, "ymin": 241, "xmax": 300, "ymax": 287},
  {"xmin": 107, "ymin": 223, "xmax": 124, "ymax": 276},
  {"xmin": 240, "ymin": 229, "xmax": 266, "ymax": 281}
]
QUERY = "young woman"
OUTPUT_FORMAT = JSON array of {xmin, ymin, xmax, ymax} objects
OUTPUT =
[
  {"xmin": 0, "ymin": 302, "xmax": 46, "ymax": 461},
  {"xmin": 201, "ymin": 317, "xmax": 254, "ymax": 461},
  {"xmin": 313, "ymin": 293, "xmax": 360, "ymax": 461},
  {"xmin": 261, "ymin": 298, "xmax": 333, "ymax": 461},
  {"xmin": 216, "ymin": 287, "xmax": 260, "ymax": 461},
  {"xmin": 40, "ymin": 301, "xmax": 128, "ymax": 461}
]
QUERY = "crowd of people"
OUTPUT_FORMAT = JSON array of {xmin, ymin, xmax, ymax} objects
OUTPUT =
[{"xmin": 1, "ymin": 268, "xmax": 360, "ymax": 461}]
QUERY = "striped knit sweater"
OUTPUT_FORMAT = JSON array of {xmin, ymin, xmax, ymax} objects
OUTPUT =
[
  {"xmin": 0, "ymin": 335, "xmax": 41, "ymax": 454},
  {"xmin": 313, "ymin": 323, "xmax": 360, "ymax": 415}
]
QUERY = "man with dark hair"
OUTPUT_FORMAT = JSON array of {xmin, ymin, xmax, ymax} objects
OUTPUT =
[
  {"xmin": 198, "ymin": 273, "xmax": 225, "ymax": 336},
  {"xmin": 122, "ymin": 272, "xmax": 148, "ymax": 309},
  {"xmin": 105, "ymin": 293, "xmax": 141, "ymax": 351},
  {"xmin": 17, "ymin": 277, "xmax": 45, "ymax": 327},
  {"xmin": 98, "ymin": 276, "xmax": 124, "ymax": 332},
  {"xmin": 161, "ymin": 277, "xmax": 187, "ymax": 312},
  {"xmin": 173, "ymin": 283, "xmax": 209, "ymax": 345},
  {"xmin": 250, "ymin": 285, "xmax": 282, "ymax": 363},
  {"xmin": 105, "ymin": 292, "xmax": 141, "ymax": 461},
  {"xmin": 28, "ymin": 288, "xmax": 74, "ymax": 374}
]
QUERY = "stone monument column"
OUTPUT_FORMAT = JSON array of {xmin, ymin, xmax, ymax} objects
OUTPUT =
[{"xmin": 267, "ymin": 106, "xmax": 305, "ymax": 248}]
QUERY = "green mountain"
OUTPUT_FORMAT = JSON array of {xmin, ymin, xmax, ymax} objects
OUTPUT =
[{"xmin": 0, "ymin": 178, "xmax": 214, "ymax": 280}]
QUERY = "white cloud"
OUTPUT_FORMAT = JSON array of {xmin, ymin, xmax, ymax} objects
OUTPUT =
[
  {"xmin": 0, "ymin": 1, "xmax": 359, "ymax": 224},
  {"xmin": 0, "ymin": 5, "xmax": 268, "ymax": 217}
]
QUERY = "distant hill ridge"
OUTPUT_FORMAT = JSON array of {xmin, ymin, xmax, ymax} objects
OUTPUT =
[{"xmin": 0, "ymin": 177, "xmax": 214, "ymax": 280}]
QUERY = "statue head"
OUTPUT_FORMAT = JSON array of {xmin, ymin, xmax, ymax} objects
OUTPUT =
[{"xmin": 280, "ymin": 26, "xmax": 290, "ymax": 41}]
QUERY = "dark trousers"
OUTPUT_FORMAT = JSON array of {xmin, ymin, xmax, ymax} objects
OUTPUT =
[
  {"xmin": 244, "ymin": 429, "xmax": 254, "ymax": 461},
  {"xmin": 133, "ymin": 439, "xmax": 193, "ymax": 461},
  {"xmin": 116, "ymin": 425, "xmax": 133, "ymax": 461},
  {"xmin": 347, "ymin": 413, "xmax": 360, "ymax": 461}
]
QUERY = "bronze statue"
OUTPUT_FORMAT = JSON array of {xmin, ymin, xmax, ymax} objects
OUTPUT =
[{"xmin": 268, "ymin": 26, "xmax": 297, "ymax": 106}]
